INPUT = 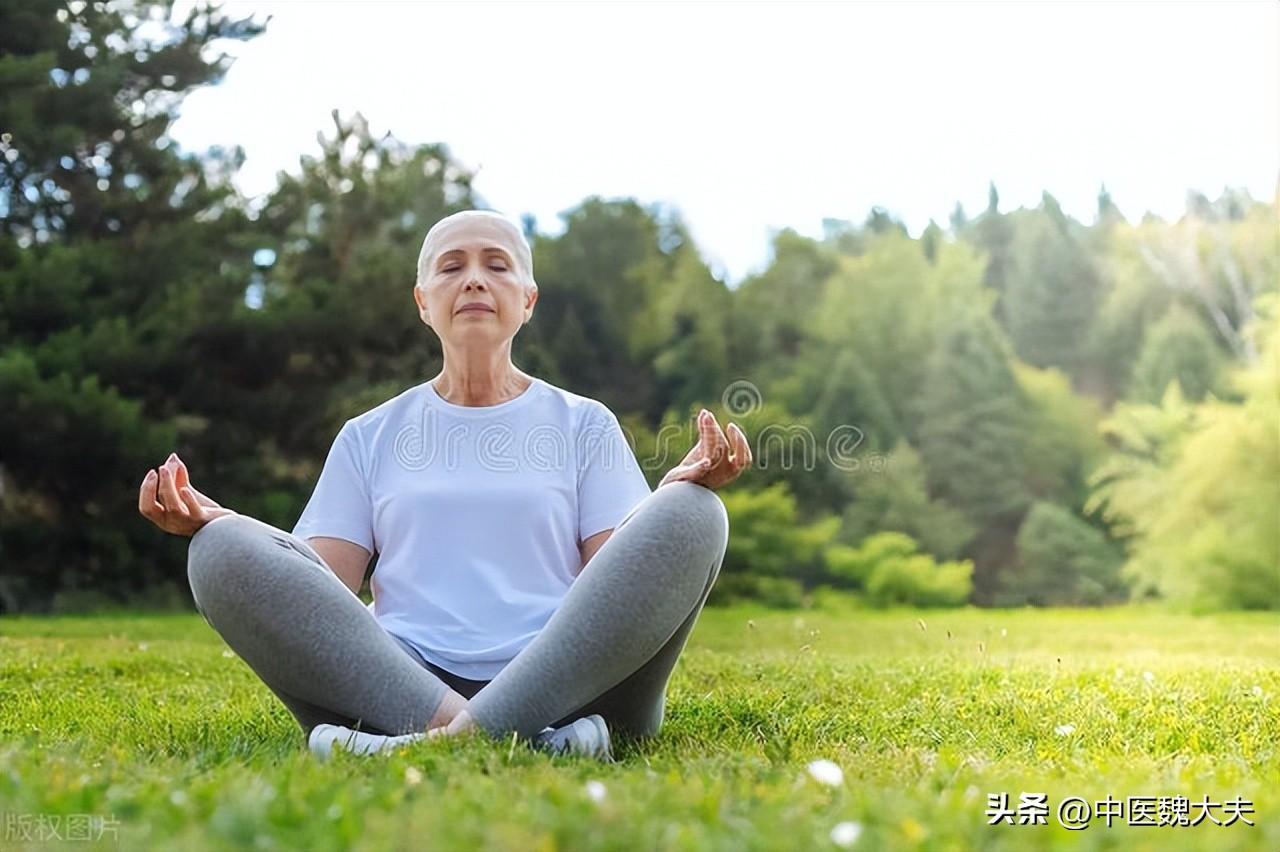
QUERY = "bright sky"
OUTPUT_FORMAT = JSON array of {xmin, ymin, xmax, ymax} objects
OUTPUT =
[{"xmin": 169, "ymin": 1, "xmax": 1278, "ymax": 285}]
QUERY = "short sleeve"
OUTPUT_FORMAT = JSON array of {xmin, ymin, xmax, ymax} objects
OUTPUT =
[
  {"xmin": 291, "ymin": 420, "xmax": 375, "ymax": 553},
  {"xmin": 577, "ymin": 404, "xmax": 653, "ymax": 542}
]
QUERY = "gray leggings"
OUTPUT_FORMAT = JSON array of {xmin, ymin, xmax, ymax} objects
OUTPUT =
[{"xmin": 186, "ymin": 481, "xmax": 729, "ymax": 742}]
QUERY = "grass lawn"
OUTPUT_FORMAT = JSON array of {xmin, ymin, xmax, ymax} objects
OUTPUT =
[{"xmin": 1, "ymin": 600, "xmax": 1277, "ymax": 850}]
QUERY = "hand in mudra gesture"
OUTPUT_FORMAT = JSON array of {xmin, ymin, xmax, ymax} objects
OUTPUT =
[
  {"xmin": 659, "ymin": 409, "xmax": 752, "ymax": 491},
  {"xmin": 138, "ymin": 453, "xmax": 235, "ymax": 537}
]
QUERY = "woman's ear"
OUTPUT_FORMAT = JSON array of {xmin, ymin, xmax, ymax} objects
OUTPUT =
[
  {"xmin": 413, "ymin": 285, "xmax": 432, "ymax": 327},
  {"xmin": 523, "ymin": 286, "xmax": 539, "ymax": 323}
]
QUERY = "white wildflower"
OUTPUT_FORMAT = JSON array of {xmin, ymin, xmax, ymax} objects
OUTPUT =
[
  {"xmin": 1143, "ymin": 671, "xmax": 1155, "ymax": 684},
  {"xmin": 830, "ymin": 821, "xmax": 863, "ymax": 847},
  {"xmin": 221, "ymin": 649, "xmax": 235, "ymax": 658},
  {"xmin": 404, "ymin": 766, "xmax": 423, "ymax": 786},
  {"xmin": 584, "ymin": 780, "xmax": 607, "ymax": 803},
  {"xmin": 807, "ymin": 759, "xmax": 844, "ymax": 787},
  {"xmin": 1251, "ymin": 685, "xmax": 1263, "ymax": 698},
  {"xmin": 1054, "ymin": 724, "xmax": 1076, "ymax": 736}
]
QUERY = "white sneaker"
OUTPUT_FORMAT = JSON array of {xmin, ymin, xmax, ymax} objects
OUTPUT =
[
  {"xmin": 531, "ymin": 714, "xmax": 614, "ymax": 762},
  {"xmin": 308, "ymin": 723, "xmax": 426, "ymax": 760}
]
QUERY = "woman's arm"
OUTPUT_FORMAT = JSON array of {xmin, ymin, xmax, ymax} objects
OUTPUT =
[
  {"xmin": 575, "ymin": 529, "xmax": 613, "ymax": 578},
  {"xmin": 307, "ymin": 537, "xmax": 373, "ymax": 596}
]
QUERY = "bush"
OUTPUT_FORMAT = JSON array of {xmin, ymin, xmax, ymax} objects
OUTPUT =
[
  {"xmin": 836, "ymin": 442, "xmax": 974, "ymax": 560},
  {"xmin": 719, "ymin": 483, "xmax": 839, "ymax": 585},
  {"xmin": 708, "ymin": 574, "xmax": 805, "ymax": 609},
  {"xmin": 826, "ymin": 532, "xmax": 972, "ymax": 607},
  {"xmin": 805, "ymin": 584, "xmax": 867, "ymax": 612},
  {"xmin": 824, "ymin": 531, "xmax": 917, "ymax": 588},
  {"xmin": 1005, "ymin": 501, "xmax": 1126, "ymax": 606},
  {"xmin": 866, "ymin": 554, "xmax": 973, "ymax": 608}
]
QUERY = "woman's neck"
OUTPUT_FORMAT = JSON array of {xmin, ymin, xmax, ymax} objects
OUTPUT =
[{"xmin": 431, "ymin": 362, "xmax": 531, "ymax": 407}]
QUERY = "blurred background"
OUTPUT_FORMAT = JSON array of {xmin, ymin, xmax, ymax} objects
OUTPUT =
[{"xmin": 0, "ymin": 1, "xmax": 1276, "ymax": 615}]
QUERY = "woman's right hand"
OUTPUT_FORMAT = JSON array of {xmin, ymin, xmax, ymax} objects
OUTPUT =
[{"xmin": 138, "ymin": 453, "xmax": 236, "ymax": 537}]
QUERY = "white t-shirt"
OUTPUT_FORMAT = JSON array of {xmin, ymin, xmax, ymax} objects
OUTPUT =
[{"xmin": 291, "ymin": 376, "xmax": 653, "ymax": 679}]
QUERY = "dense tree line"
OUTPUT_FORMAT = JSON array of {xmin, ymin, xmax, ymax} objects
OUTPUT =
[{"xmin": 2, "ymin": 2, "xmax": 1275, "ymax": 612}]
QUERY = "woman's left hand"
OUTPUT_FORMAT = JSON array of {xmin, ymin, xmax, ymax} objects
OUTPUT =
[{"xmin": 659, "ymin": 408, "xmax": 752, "ymax": 491}]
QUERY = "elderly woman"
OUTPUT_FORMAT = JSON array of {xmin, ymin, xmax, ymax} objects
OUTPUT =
[{"xmin": 137, "ymin": 209, "xmax": 751, "ymax": 761}]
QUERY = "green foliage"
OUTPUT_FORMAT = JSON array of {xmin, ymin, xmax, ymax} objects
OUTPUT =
[
  {"xmin": 865, "ymin": 556, "xmax": 973, "ymax": 609},
  {"xmin": 826, "ymin": 532, "xmax": 973, "ymax": 608},
  {"xmin": 640, "ymin": 247, "xmax": 731, "ymax": 418},
  {"xmin": 1088, "ymin": 300, "xmax": 1280, "ymax": 610},
  {"xmin": 0, "ymin": 0, "xmax": 265, "ymax": 245},
  {"xmin": 835, "ymin": 441, "xmax": 974, "ymax": 560},
  {"xmin": 916, "ymin": 308, "xmax": 1030, "ymax": 528},
  {"xmin": 712, "ymin": 484, "xmax": 839, "ymax": 604},
  {"xmin": 824, "ymin": 531, "xmax": 918, "ymax": 587},
  {"xmin": 707, "ymin": 574, "xmax": 806, "ymax": 609},
  {"xmin": 531, "ymin": 197, "xmax": 685, "ymax": 416},
  {"xmin": 1002, "ymin": 502, "xmax": 1125, "ymax": 606},
  {"xmin": 1013, "ymin": 362, "xmax": 1106, "ymax": 508},
  {"xmin": 961, "ymin": 184, "xmax": 1015, "ymax": 323},
  {"xmin": 0, "ymin": 1, "xmax": 268, "ymax": 608},
  {"xmin": 2, "ymin": 4, "xmax": 1276, "ymax": 616},
  {"xmin": 1130, "ymin": 304, "xmax": 1227, "ymax": 403},
  {"xmin": 727, "ymin": 229, "xmax": 837, "ymax": 385},
  {"xmin": 1002, "ymin": 196, "xmax": 1106, "ymax": 378}
]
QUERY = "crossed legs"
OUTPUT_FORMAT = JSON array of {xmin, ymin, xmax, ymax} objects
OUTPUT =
[
  {"xmin": 186, "ymin": 481, "xmax": 729, "ymax": 745},
  {"xmin": 188, "ymin": 513, "xmax": 466, "ymax": 735}
]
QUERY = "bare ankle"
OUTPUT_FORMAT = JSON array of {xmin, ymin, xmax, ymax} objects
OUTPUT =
[{"xmin": 427, "ymin": 690, "xmax": 468, "ymax": 729}]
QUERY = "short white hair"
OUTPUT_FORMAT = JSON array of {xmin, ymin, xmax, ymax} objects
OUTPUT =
[{"xmin": 415, "ymin": 209, "xmax": 536, "ymax": 293}]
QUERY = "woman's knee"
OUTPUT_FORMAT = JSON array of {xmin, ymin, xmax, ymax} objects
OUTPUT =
[
  {"xmin": 654, "ymin": 482, "xmax": 730, "ymax": 556},
  {"xmin": 186, "ymin": 514, "xmax": 279, "ymax": 601}
]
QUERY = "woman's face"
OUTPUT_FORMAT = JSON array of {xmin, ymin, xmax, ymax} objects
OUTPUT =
[{"xmin": 414, "ymin": 217, "xmax": 537, "ymax": 347}]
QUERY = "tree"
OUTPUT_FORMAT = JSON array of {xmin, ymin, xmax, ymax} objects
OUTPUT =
[
  {"xmin": 641, "ymin": 247, "xmax": 731, "ymax": 418},
  {"xmin": 920, "ymin": 219, "xmax": 943, "ymax": 263},
  {"xmin": 1001, "ymin": 502, "xmax": 1125, "ymax": 606},
  {"xmin": 1129, "ymin": 304, "xmax": 1227, "ymax": 403},
  {"xmin": 915, "ymin": 307, "xmax": 1031, "ymax": 601},
  {"xmin": 1087, "ymin": 297, "xmax": 1280, "ymax": 611},
  {"xmin": 531, "ymin": 197, "xmax": 684, "ymax": 417},
  {"xmin": 0, "ymin": 0, "xmax": 264, "ymax": 610},
  {"xmin": 1095, "ymin": 183, "xmax": 1126, "ymax": 230},
  {"xmin": 1014, "ymin": 362, "xmax": 1106, "ymax": 509},
  {"xmin": 836, "ymin": 440, "xmax": 974, "ymax": 560},
  {"xmin": 729, "ymin": 228, "xmax": 837, "ymax": 380},
  {"xmin": 962, "ymin": 182, "xmax": 1015, "ymax": 326},
  {"xmin": 1003, "ymin": 193, "xmax": 1106, "ymax": 379},
  {"xmin": 1130, "ymin": 188, "xmax": 1276, "ymax": 365}
]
